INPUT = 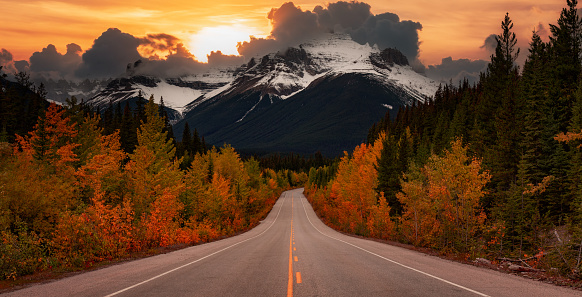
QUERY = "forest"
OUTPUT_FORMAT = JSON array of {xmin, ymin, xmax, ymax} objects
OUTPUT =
[
  {"xmin": 306, "ymin": 0, "xmax": 582, "ymax": 280},
  {"xmin": 0, "ymin": 81, "xmax": 306, "ymax": 279}
]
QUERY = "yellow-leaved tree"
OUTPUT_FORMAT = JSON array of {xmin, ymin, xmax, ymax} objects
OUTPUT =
[
  {"xmin": 398, "ymin": 139, "xmax": 490, "ymax": 253},
  {"xmin": 329, "ymin": 134, "xmax": 392, "ymax": 237},
  {"xmin": 125, "ymin": 97, "xmax": 184, "ymax": 248}
]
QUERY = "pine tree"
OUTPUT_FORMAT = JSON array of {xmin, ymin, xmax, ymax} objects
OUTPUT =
[
  {"xmin": 192, "ymin": 128, "xmax": 202, "ymax": 154},
  {"xmin": 181, "ymin": 122, "xmax": 192, "ymax": 155},
  {"xmin": 376, "ymin": 135, "xmax": 402, "ymax": 215},
  {"xmin": 478, "ymin": 12, "xmax": 522, "ymax": 201},
  {"xmin": 120, "ymin": 102, "xmax": 137, "ymax": 154},
  {"xmin": 519, "ymin": 30, "xmax": 550, "ymax": 185},
  {"xmin": 550, "ymin": 0, "xmax": 582, "ymax": 132}
]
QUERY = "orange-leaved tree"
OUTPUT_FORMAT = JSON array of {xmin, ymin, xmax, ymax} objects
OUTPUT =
[
  {"xmin": 329, "ymin": 134, "xmax": 392, "ymax": 236},
  {"xmin": 8, "ymin": 103, "xmax": 79, "ymax": 235}
]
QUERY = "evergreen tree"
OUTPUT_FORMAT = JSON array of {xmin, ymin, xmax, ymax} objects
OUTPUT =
[
  {"xmin": 519, "ymin": 30, "xmax": 550, "ymax": 185},
  {"xmin": 376, "ymin": 135, "xmax": 402, "ymax": 215},
  {"xmin": 192, "ymin": 128, "xmax": 202, "ymax": 154},
  {"xmin": 120, "ymin": 102, "xmax": 137, "ymax": 154},
  {"xmin": 477, "ymin": 13, "xmax": 522, "ymax": 203}
]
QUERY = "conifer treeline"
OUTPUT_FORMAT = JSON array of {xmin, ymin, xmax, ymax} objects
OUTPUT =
[
  {"xmin": 307, "ymin": 0, "xmax": 582, "ymax": 277},
  {"xmin": 0, "ymin": 69, "xmax": 50, "ymax": 142}
]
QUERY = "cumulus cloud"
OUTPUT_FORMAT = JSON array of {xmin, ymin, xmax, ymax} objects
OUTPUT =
[
  {"xmin": 480, "ymin": 34, "xmax": 497, "ymax": 55},
  {"xmin": 0, "ymin": 49, "xmax": 29, "ymax": 77},
  {"xmin": 269, "ymin": 2, "xmax": 320, "ymax": 44},
  {"xmin": 14, "ymin": 60, "xmax": 30, "ymax": 73},
  {"xmin": 128, "ymin": 43, "xmax": 206, "ymax": 77},
  {"xmin": 138, "ymin": 33, "xmax": 182, "ymax": 59},
  {"xmin": 238, "ymin": 1, "xmax": 423, "ymax": 66},
  {"xmin": 0, "ymin": 49, "xmax": 17, "ymax": 75},
  {"xmin": 425, "ymin": 57, "xmax": 488, "ymax": 85},
  {"xmin": 207, "ymin": 51, "xmax": 245, "ymax": 68},
  {"xmin": 351, "ymin": 12, "xmax": 422, "ymax": 61},
  {"xmin": 315, "ymin": 1, "xmax": 372, "ymax": 31},
  {"xmin": 237, "ymin": 37, "xmax": 282, "ymax": 59},
  {"xmin": 75, "ymin": 28, "xmax": 142, "ymax": 78},
  {"xmin": 29, "ymin": 43, "xmax": 82, "ymax": 79}
]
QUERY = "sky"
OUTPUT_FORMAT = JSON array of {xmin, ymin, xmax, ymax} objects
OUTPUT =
[{"xmin": 0, "ymin": 0, "xmax": 569, "ymax": 82}]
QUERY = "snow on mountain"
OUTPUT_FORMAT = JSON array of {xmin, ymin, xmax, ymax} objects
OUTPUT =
[
  {"xmin": 301, "ymin": 34, "xmax": 438, "ymax": 101},
  {"xmin": 86, "ymin": 33, "xmax": 437, "ymax": 131},
  {"xmin": 88, "ymin": 70, "xmax": 234, "ymax": 114},
  {"xmin": 193, "ymin": 33, "xmax": 437, "ymax": 112},
  {"xmin": 135, "ymin": 81, "xmax": 204, "ymax": 114}
]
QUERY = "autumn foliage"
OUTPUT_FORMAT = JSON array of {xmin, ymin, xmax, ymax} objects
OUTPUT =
[
  {"xmin": 307, "ymin": 134, "xmax": 394, "ymax": 239},
  {"xmin": 0, "ymin": 101, "xmax": 287, "ymax": 279},
  {"xmin": 306, "ymin": 138, "xmax": 490, "ymax": 255}
]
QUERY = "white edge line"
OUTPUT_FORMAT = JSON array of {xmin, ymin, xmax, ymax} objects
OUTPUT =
[
  {"xmin": 104, "ymin": 192, "xmax": 288, "ymax": 297},
  {"xmin": 298, "ymin": 194, "xmax": 490, "ymax": 297}
]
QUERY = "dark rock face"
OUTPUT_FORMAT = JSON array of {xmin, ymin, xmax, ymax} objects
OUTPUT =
[
  {"xmin": 370, "ymin": 48, "xmax": 409, "ymax": 70},
  {"xmin": 106, "ymin": 76, "xmax": 161, "ymax": 89}
]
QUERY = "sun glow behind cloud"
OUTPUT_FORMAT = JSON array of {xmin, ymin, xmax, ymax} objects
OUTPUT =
[{"xmin": 189, "ymin": 25, "xmax": 259, "ymax": 63}]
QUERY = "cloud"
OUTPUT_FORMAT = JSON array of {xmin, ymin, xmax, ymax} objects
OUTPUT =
[
  {"xmin": 535, "ymin": 22, "xmax": 549, "ymax": 41},
  {"xmin": 237, "ymin": 37, "xmax": 282, "ymax": 60},
  {"xmin": 127, "ymin": 43, "xmax": 207, "ymax": 77},
  {"xmin": 0, "ymin": 49, "xmax": 13, "ymax": 66},
  {"xmin": 14, "ymin": 60, "xmax": 30, "ymax": 73},
  {"xmin": 0, "ymin": 49, "xmax": 17, "ymax": 75},
  {"xmin": 75, "ymin": 28, "xmax": 142, "ymax": 78},
  {"xmin": 29, "ymin": 43, "xmax": 82, "ymax": 80},
  {"xmin": 207, "ymin": 51, "xmax": 245, "ymax": 68},
  {"xmin": 237, "ymin": 1, "xmax": 423, "ymax": 68},
  {"xmin": 425, "ymin": 57, "xmax": 488, "ymax": 85},
  {"xmin": 351, "ymin": 12, "xmax": 422, "ymax": 61},
  {"xmin": 269, "ymin": 2, "xmax": 320, "ymax": 43},
  {"xmin": 138, "ymin": 33, "xmax": 182, "ymax": 59},
  {"xmin": 480, "ymin": 34, "xmax": 497, "ymax": 55},
  {"xmin": 315, "ymin": 1, "xmax": 372, "ymax": 31}
]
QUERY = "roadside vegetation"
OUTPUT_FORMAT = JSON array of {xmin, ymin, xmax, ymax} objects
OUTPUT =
[
  {"xmin": 0, "ymin": 97, "xmax": 305, "ymax": 281},
  {"xmin": 306, "ymin": 1, "xmax": 582, "ymax": 285}
]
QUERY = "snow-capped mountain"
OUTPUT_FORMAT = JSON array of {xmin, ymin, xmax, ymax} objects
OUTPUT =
[
  {"xmin": 37, "ymin": 78, "xmax": 110, "ymax": 104},
  {"xmin": 185, "ymin": 34, "xmax": 436, "ymax": 114},
  {"xmin": 79, "ymin": 33, "xmax": 437, "ymax": 155},
  {"xmin": 83, "ymin": 70, "xmax": 234, "ymax": 123},
  {"xmin": 175, "ymin": 34, "xmax": 437, "ymax": 155}
]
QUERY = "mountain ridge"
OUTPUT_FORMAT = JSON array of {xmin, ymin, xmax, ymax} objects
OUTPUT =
[{"xmin": 46, "ymin": 34, "xmax": 437, "ymax": 156}]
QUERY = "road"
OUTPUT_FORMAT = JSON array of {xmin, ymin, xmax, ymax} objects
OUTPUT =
[{"xmin": 4, "ymin": 188, "xmax": 580, "ymax": 296}]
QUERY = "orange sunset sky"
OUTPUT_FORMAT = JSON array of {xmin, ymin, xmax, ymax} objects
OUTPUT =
[{"xmin": 0, "ymin": 0, "xmax": 568, "ymax": 66}]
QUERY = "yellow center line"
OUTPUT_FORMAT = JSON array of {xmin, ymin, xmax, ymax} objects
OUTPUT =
[
  {"xmin": 287, "ymin": 195, "xmax": 294, "ymax": 297},
  {"xmin": 294, "ymin": 256, "xmax": 298, "ymax": 262},
  {"xmin": 296, "ymin": 272, "xmax": 302, "ymax": 284}
]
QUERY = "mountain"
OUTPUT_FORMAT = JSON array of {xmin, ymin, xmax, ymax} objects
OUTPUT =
[
  {"xmin": 85, "ymin": 70, "xmax": 234, "ymax": 124},
  {"xmin": 75, "ymin": 33, "xmax": 437, "ymax": 156},
  {"xmin": 36, "ymin": 78, "xmax": 110, "ymax": 104},
  {"xmin": 175, "ymin": 34, "xmax": 437, "ymax": 156}
]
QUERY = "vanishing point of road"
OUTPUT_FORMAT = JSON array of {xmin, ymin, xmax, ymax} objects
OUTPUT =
[{"xmin": 3, "ymin": 188, "xmax": 580, "ymax": 296}]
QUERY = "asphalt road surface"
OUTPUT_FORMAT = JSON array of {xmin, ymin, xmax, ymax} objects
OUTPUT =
[{"xmin": 4, "ymin": 188, "xmax": 580, "ymax": 296}]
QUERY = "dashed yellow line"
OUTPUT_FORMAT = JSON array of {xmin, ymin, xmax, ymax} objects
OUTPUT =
[
  {"xmin": 294, "ymin": 256, "xmax": 298, "ymax": 262},
  {"xmin": 287, "ymin": 195, "xmax": 294, "ymax": 297},
  {"xmin": 296, "ymin": 272, "xmax": 302, "ymax": 284}
]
